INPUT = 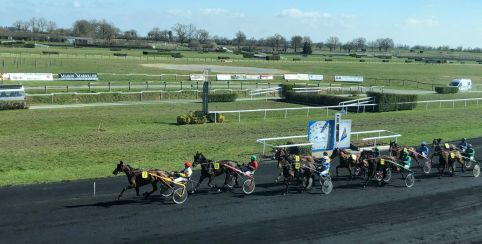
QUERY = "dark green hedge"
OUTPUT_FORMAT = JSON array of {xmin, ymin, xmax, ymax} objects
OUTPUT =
[
  {"xmin": 171, "ymin": 53, "xmax": 183, "ymax": 58},
  {"xmin": 367, "ymin": 92, "xmax": 418, "ymax": 112},
  {"xmin": 203, "ymin": 93, "xmax": 237, "ymax": 102},
  {"xmin": 278, "ymin": 84, "xmax": 304, "ymax": 97},
  {"xmin": 243, "ymin": 53, "xmax": 254, "ymax": 58},
  {"xmin": 113, "ymin": 53, "xmax": 127, "ymax": 57},
  {"xmin": 286, "ymin": 141, "xmax": 312, "ymax": 155},
  {"xmin": 217, "ymin": 56, "xmax": 230, "ymax": 60},
  {"xmin": 266, "ymin": 55, "xmax": 280, "ymax": 60},
  {"xmin": 285, "ymin": 91, "xmax": 352, "ymax": 106},
  {"xmin": 0, "ymin": 101, "xmax": 28, "ymax": 110},
  {"xmin": 42, "ymin": 51, "xmax": 59, "ymax": 55},
  {"xmin": 435, "ymin": 86, "xmax": 459, "ymax": 94}
]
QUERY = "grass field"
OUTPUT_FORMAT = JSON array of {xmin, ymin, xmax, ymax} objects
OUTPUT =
[{"xmin": 1, "ymin": 99, "xmax": 482, "ymax": 186}]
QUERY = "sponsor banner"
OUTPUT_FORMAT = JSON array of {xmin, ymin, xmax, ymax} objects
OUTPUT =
[
  {"xmin": 334, "ymin": 76, "xmax": 364, "ymax": 83},
  {"xmin": 189, "ymin": 74, "xmax": 205, "ymax": 81},
  {"xmin": 58, "ymin": 73, "xmax": 98, "ymax": 81},
  {"xmin": 217, "ymin": 74, "xmax": 231, "ymax": 81},
  {"xmin": 231, "ymin": 74, "xmax": 247, "ymax": 80},
  {"xmin": 308, "ymin": 120, "xmax": 335, "ymax": 152},
  {"xmin": 336, "ymin": 120, "xmax": 352, "ymax": 149},
  {"xmin": 2, "ymin": 73, "xmax": 53, "ymax": 81},
  {"xmin": 260, "ymin": 74, "xmax": 274, "ymax": 80},
  {"xmin": 284, "ymin": 74, "xmax": 310, "ymax": 81},
  {"xmin": 309, "ymin": 74, "xmax": 324, "ymax": 81},
  {"xmin": 245, "ymin": 74, "xmax": 260, "ymax": 80}
]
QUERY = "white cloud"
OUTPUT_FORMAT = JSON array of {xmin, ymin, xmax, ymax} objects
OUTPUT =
[
  {"xmin": 404, "ymin": 16, "xmax": 439, "ymax": 26},
  {"xmin": 201, "ymin": 8, "xmax": 226, "ymax": 16},
  {"xmin": 73, "ymin": 1, "xmax": 80, "ymax": 8},
  {"xmin": 279, "ymin": 8, "xmax": 324, "ymax": 19},
  {"xmin": 167, "ymin": 9, "xmax": 192, "ymax": 18}
]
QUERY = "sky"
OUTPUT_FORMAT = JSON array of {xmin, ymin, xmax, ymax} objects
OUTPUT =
[{"xmin": 1, "ymin": 0, "xmax": 481, "ymax": 48}]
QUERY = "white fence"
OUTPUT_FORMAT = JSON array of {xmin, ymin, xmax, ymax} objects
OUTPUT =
[
  {"xmin": 256, "ymin": 130, "xmax": 401, "ymax": 154},
  {"xmin": 210, "ymin": 104, "xmax": 377, "ymax": 123}
]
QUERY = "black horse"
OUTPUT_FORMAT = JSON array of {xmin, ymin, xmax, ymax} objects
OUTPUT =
[
  {"xmin": 191, "ymin": 152, "xmax": 240, "ymax": 192},
  {"xmin": 112, "ymin": 161, "xmax": 171, "ymax": 200}
]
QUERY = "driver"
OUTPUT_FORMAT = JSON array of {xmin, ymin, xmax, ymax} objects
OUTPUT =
[
  {"xmin": 173, "ymin": 161, "xmax": 192, "ymax": 183},
  {"xmin": 373, "ymin": 147, "xmax": 380, "ymax": 158},
  {"xmin": 458, "ymin": 138, "xmax": 469, "ymax": 151},
  {"xmin": 399, "ymin": 151, "xmax": 411, "ymax": 170},
  {"xmin": 243, "ymin": 155, "xmax": 259, "ymax": 175},
  {"xmin": 419, "ymin": 141, "xmax": 430, "ymax": 158},
  {"xmin": 317, "ymin": 152, "xmax": 331, "ymax": 177},
  {"xmin": 464, "ymin": 144, "xmax": 475, "ymax": 159}
]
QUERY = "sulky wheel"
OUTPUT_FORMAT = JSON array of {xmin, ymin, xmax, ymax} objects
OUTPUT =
[
  {"xmin": 160, "ymin": 185, "xmax": 174, "ymax": 197},
  {"xmin": 423, "ymin": 161, "xmax": 432, "ymax": 174},
  {"xmin": 383, "ymin": 168, "xmax": 392, "ymax": 183},
  {"xmin": 172, "ymin": 187, "xmax": 188, "ymax": 204},
  {"xmin": 473, "ymin": 164, "xmax": 480, "ymax": 178},
  {"xmin": 405, "ymin": 173, "xmax": 415, "ymax": 188},
  {"xmin": 375, "ymin": 171, "xmax": 383, "ymax": 182},
  {"xmin": 242, "ymin": 179, "xmax": 255, "ymax": 194},
  {"xmin": 321, "ymin": 179, "xmax": 333, "ymax": 194},
  {"xmin": 464, "ymin": 158, "xmax": 472, "ymax": 169}
]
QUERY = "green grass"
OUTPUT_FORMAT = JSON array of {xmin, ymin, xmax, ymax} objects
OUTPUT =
[{"xmin": 1, "ymin": 99, "xmax": 482, "ymax": 186}]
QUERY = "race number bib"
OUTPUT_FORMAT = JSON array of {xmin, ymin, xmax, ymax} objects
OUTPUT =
[
  {"xmin": 295, "ymin": 155, "xmax": 300, "ymax": 162},
  {"xmin": 214, "ymin": 163, "xmax": 220, "ymax": 170},
  {"xmin": 295, "ymin": 162, "xmax": 301, "ymax": 170},
  {"xmin": 351, "ymin": 155, "xmax": 357, "ymax": 161},
  {"xmin": 450, "ymin": 153, "xmax": 455, "ymax": 159},
  {"xmin": 142, "ymin": 171, "xmax": 148, "ymax": 179},
  {"xmin": 444, "ymin": 143, "xmax": 450, "ymax": 149},
  {"xmin": 380, "ymin": 159, "xmax": 385, "ymax": 166}
]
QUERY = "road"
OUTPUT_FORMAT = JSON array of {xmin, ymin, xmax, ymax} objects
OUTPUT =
[{"xmin": 0, "ymin": 139, "xmax": 481, "ymax": 244}]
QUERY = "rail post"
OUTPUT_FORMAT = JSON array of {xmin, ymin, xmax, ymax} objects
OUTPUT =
[
  {"xmin": 88, "ymin": 82, "xmax": 91, "ymax": 92},
  {"xmin": 146, "ymin": 81, "xmax": 149, "ymax": 90},
  {"xmin": 128, "ymin": 81, "xmax": 131, "ymax": 91},
  {"xmin": 284, "ymin": 109, "xmax": 287, "ymax": 119},
  {"xmin": 238, "ymin": 112, "xmax": 241, "ymax": 122},
  {"xmin": 264, "ymin": 110, "xmax": 267, "ymax": 120},
  {"xmin": 108, "ymin": 81, "xmax": 111, "ymax": 91},
  {"xmin": 66, "ymin": 85, "xmax": 69, "ymax": 93}
]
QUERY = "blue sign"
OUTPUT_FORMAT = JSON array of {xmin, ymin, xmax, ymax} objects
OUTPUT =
[{"xmin": 308, "ymin": 120, "xmax": 335, "ymax": 152}]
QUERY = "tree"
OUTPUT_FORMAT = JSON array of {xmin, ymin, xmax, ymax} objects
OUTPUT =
[
  {"xmin": 302, "ymin": 41, "xmax": 312, "ymax": 55},
  {"xmin": 376, "ymin": 38, "xmax": 394, "ymax": 51},
  {"xmin": 37, "ymin": 18, "xmax": 48, "ymax": 33},
  {"xmin": 274, "ymin": 33, "xmax": 285, "ymax": 52},
  {"xmin": 196, "ymin": 29, "xmax": 209, "ymax": 44},
  {"xmin": 46, "ymin": 21, "xmax": 57, "ymax": 33},
  {"xmin": 367, "ymin": 40, "xmax": 377, "ymax": 52},
  {"xmin": 291, "ymin": 35, "xmax": 303, "ymax": 52},
  {"xmin": 28, "ymin": 17, "xmax": 38, "ymax": 32},
  {"xmin": 186, "ymin": 23, "xmax": 197, "ymax": 41},
  {"xmin": 13, "ymin": 20, "xmax": 28, "ymax": 31},
  {"xmin": 124, "ymin": 29, "xmax": 138, "ymax": 41},
  {"xmin": 72, "ymin": 19, "xmax": 95, "ymax": 37},
  {"xmin": 234, "ymin": 31, "xmax": 246, "ymax": 50},
  {"xmin": 326, "ymin": 36, "xmax": 340, "ymax": 51},
  {"xmin": 353, "ymin": 37, "xmax": 366, "ymax": 51},
  {"xmin": 148, "ymin": 27, "xmax": 161, "ymax": 42},
  {"xmin": 188, "ymin": 39, "xmax": 201, "ymax": 49},
  {"xmin": 96, "ymin": 19, "xmax": 118, "ymax": 42},
  {"xmin": 342, "ymin": 41, "xmax": 356, "ymax": 53},
  {"xmin": 172, "ymin": 23, "xmax": 188, "ymax": 43}
]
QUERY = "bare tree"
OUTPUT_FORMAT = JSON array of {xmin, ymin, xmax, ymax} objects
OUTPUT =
[
  {"xmin": 96, "ymin": 19, "xmax": 118, "ymax": 42},
  {"xmin": 46, "ymin": 21, "xmax": 57, "ymax": 33},
  {"xmin": 342, "ymin": 41, "xmax": 356, "ymax": 53},
  {"xmin": 291, "ymin": 35, "xmax": 303, "ymax": 52},
  {"xmin": 367, "ymin": 40, "xmax": 377, "ymax": 52},
  {"xmin": 353, "ymin": 37, "xmax": 366, "ymax": 51},
  {"xmin": 72, "ymin": 19, "xmax": 95, "ymax": 37},
  {"xmin": 37, "ymin": 18, "xmax": 48, "ymax": 33},
  {"xmin": 148, "ymin": 27, "xmax": 161, "ymax": 42},
  {"xmin": 124, "ymin": 29, "xmax": 138, "ymax": 41},
  {"xmin": 234, "ymin": 30, "xmax": 246, "ymax": 50},
  {"xmin": 172, "ymin": 23, "xmax": 188, "ymax": 43},
  {"xmin": 186, "ymin": 23, "xmax": 197, "ymax": 41},
  {"xmin": 376, "ymin": 38, "xmax": 394, "ymax": 51},
  {"xmin": 326, "ymin": 36, "xmax": 340, "ymax": 51},
  {"xmin": 13, "ymin": 20, "xmax": 29, "ymax": 31},
  {"xmin": 196, "ymin": 29, "xmax": 209, "ymax": 44},
  {"xmin": 28, "ymin": 17, "xmax": 38, "ymax": 32}
]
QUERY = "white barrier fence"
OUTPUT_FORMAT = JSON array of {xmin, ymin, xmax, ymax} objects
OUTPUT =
[{"xmin": 256, "ymin": 130, "xmax": 401, "ymax": 154}]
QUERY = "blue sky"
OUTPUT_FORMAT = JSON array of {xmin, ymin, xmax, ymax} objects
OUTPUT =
[{"xmin": 2, "ymin": 0, "xmax": 481, "ymax": 47}]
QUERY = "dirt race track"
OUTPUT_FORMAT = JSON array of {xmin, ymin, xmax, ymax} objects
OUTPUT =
[{"xmin": 1, "ymin": 139, "xmax": 482, "ymax": 244}]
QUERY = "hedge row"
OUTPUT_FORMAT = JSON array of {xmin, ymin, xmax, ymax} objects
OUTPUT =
[
  {"xmin": 0, "ymin": 101, "xmax": 28, "ymax": 110},
  {"xmin": 266, "ymin": 55, "xmax": 280, "ymax": 61},
  {"xmin": 367, "ymin": 92, "xmax": 418, "ymax": 112},
  {"xmin": 113, "ymin": 53, "xmax": 127, "ymax": 57},
  {"xmin": 176, "ymin": 111, "xmax": 225, "ymax": 125},
  {"xmin": 435, "ymin": 86, "xmax": 459, "ymax": 94},
  {"xmin": 203, "ymin": 93, "xmax": 238, "ymax": 102},
  {"xmin": 284, "ymin": 91, "xmax": 352, "ymax": 106},
  {"xmin": 42, "ymin": 51, "xmax": 59, "ymax": 55},
  {"xmin": 278, "ymin": 84, "xmax": 304, "ymax": 97}
]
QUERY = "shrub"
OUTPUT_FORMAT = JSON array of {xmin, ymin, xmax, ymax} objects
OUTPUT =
[
  {"xmin": 325, "ymin": 58, "xmax": 333, "ymax": 61},
  {"xmin": 284, "ymin": 91, "xmax": 352, "ymax": 106},
  {"xmin": 405, "ymin": 60, "xmax": 413, "ymax": 63},
  {"xmin": 217, "ymin": 56, "xmax": 230, "ymax": 60},
  {"xmin": 24, "ymin": 43, "xmax": 35, "ymax": 48},
  {"xmin": 293, "ymin": 58, "xmax": 301, "ymax": 61},
  {"xmin": 382, "ymin": 60, "xmax": 390, "ymax": 63},
  {"xmin": 359, "ymin": 59, "xmax": 365, "ymax": 62},
  {"xmin": 176, "ymin": 111, "xmax": 206, "ymax": 125},
  {"xmin": 110, "ymin": 48, "xmax": 122, "ymax": 51},
  {"xmin": 435, "ymin": 86, "xmax": 459, "ymax": 94},
  {"xmin": 266, "ymin": 55, "xmax": 280, "ymax": 61},
  {"xmin": 208, "ymin": 113, "xmax": 225, "ymax": 123},
  {"xmin": 278, "ymin": 84, "xmax": 304, "ymax": 97},
  {"xmin": 171, "ymin": 53, "xmax": 183, "ymax": 58},
  {"xmin": 203, "ymin": 93, "xmax": 237, "ymax": 102},
  {"xmin": 233, "ymin": 50, "xmax": 241, "ymax": 55},
  {"xmin": 113, "ymin": 53, "xmax": 127, "ymax": 57},
  {"xmin": 42, "ymin": 51, "xmax": 59, "ymax": 55},
  {"xmin": 286, "ymin": 141, "xmax": 312, "ymax": 155},
  {"xmin": 367, "ymin": 92, "xmax": 418, "ymax": 112},
  {"xmin": 0, "ymin": 101, "xmax": 28, "ymax": 110},
  {"xmin": 243, "ymin": 53, "xmax": 254, "ymax": 58}
]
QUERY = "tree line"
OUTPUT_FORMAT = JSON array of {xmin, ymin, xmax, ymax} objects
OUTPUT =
[{"xmin": 2, "ymin": 18, "xmax": 481, "ymax": 53}]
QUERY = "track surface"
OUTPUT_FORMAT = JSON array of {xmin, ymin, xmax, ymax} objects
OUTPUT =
[{"xmin": 1, "ymin": 139, "xmax": 482, "ymax": 244}]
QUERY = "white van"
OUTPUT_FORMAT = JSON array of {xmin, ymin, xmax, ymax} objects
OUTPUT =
[{"xmin": 449, "ymin": 78, "xmax": 472, "ymax": 91}]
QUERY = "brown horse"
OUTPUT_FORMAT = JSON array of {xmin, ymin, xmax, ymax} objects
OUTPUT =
[
  {"xmin": 191, "ymin": 152, "xmax": 239, "ymax": 192},
  {"xmin": 112, "ymin": 161, "xmax": 172, "ymax": 200},
  {"xmin": 437, "ymin": 148, "xmax": 465, "ymax": 177},
  {"xmin": 330, "ymin": 148, "xmax": 358, "ymax": 179},
  {"xmin": 390, "ymin": 141, "xmax": 422, "ymax": 167},
  {"xmin": 274, "ymin": 148, "xmax": 290, "ymax": 183}
]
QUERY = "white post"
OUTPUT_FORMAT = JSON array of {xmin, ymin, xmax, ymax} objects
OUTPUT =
[
  {"xmin": 284, "ymin": 109, "xmax": 287, "ymax": 119},
  {"xmin": 93, "ymin": 181, "xmax": 96, "ymax": 197},
  {"xmin": 264, "ymin": 110, "xmax": 267, "ymax": 120},
  {"xmin": 214, "ymin": 112, "xmax": 217, "ymax": 123},
  {"xmin": 306, "ymin": 108, "xmax": 310, "ymax": 118},
  {"xmin": 238, "ymin": 112, "xmax": 241, "ymax": 122}
]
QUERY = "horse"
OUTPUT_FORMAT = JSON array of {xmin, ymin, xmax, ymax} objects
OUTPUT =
[
  {"xmin": 112, "ymin": 161, "xmax": 171, "ymax": 200},
  {"xmin": 390, "ymin": 141, "xmax": 422, "ymax": 167},
  {"xmin": 191, "ymin": 152, "xmax": 239, "ymax": 192},
  {"xmin": 437, "ymin": 148, "xmax": 465, "ymax": 177},
  {"xmin": 357, "ymin": 150, "xmax": 380, "ymax": 187},
  {"xmin": 330, "ymin": 148, "xmax": 358, "ymax": 179}
]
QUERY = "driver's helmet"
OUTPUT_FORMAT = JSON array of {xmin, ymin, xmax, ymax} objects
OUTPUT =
[
  {"xmin": 185, "ymin": 161, "xmax": 191, "ymax": 167},
  {"xmin": 251, "ymin": 155, "xmax": 257, "ymax": 161},
  {"xmin": 462, "ymin": 138, "xmax": 467, "ymax": 142},
  {"xmin": 421, "ymin": 141, "xmax": 427, "ymax": 146},
  {"xmin": 373, "ymin": 147, "xmax": 380, "ymax": 152},
  {"xmin": 323, "ymin": 152, "xmax": 328, "ymax": 156}
]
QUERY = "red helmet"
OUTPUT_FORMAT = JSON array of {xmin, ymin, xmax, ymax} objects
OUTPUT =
[{"xmin": 185, "ymin": 161, "xmax": 191, "ymax": 167}]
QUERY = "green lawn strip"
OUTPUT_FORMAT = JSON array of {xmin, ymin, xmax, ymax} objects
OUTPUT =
[{"xmin": 1, "ymin": 100, "xmax": 482, "ymax": 186}]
